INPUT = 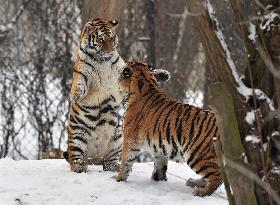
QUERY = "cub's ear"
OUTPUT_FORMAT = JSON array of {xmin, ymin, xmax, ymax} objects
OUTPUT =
[
  {"xmin": 153, "ymin": 69, "xmax": 171, "ymax": 82},
  {"xmin": 108, "ymin": 20, "xmax": 118, "ymax": 28}
]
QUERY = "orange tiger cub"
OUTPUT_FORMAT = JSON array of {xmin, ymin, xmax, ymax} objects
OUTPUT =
[{"xmin": 114, "ymin": 62, "xmax": 222, "ymax": 197}]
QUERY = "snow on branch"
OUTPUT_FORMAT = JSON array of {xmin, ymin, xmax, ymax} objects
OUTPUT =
[
  {"xmin": 245, "ymin": 134, "xmax": 261, "ymax": 144},
  {"xmin": 205, "ymin": 0, "xmax": 275, "ymax": 111},
  {"xmin": 248, "ymin": 23, "xmax": 257, "ymax": 43},
  {"xmin": 260, "ymin": 10, "xmax": 280, "ymax": 32}
]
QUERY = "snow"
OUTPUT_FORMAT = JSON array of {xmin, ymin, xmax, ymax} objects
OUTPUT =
[
  {"xmin": 263, "ymin": 142, "xmax": 268, "ymax": 152},
  {"xmin": 0, "ymin": 158, "xmax": 227, "ymax": 205},
  {"xmin": 245, "ymin": 110, "xmax": 255, "ymax": 125},
  {"xmin": 272, "ymin": 131, "xmax": 279, "ymax": 137},
  {"xmin": 245, "ymin": 135, "xmax": 260, "ymax": 144},
  {"xmin": 248, "ymin": 23, "xmax": 256, "ymax": 43}
]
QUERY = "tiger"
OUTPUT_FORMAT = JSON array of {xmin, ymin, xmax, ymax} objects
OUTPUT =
[
  {"xmin": 65, "ymin": 18, "xmax": 125, "ymax": 173},
  {"xmin": 114, "ymin": 62, "xmax": 222, "ymax": 197}
]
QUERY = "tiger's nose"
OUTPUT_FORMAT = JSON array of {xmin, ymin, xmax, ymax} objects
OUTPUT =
[{"xmin": 100, "ymin": 38, "xmax": 113, "ymax": 52}]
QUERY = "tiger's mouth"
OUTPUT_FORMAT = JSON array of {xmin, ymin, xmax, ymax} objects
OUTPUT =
[
  {"xmin": 96, "ymin": 50, "xmax": 113, "ymax": 61},
  {"xmin": 98, "ymin": 49, "xmax": 114, "ymax": 57}
]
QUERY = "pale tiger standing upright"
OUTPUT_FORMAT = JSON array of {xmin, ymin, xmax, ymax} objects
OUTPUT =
[
  {"xmin": 114, "ymin": 62, "xmax": 222, "ymax": 197},
  {"xmin": 65, "ymin": 18, "xmax": 125, "ymax": 173}
]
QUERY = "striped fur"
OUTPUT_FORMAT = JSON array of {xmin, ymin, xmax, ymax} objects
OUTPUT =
[
  {"xmin": 66, "ymin": 19, "xmax": 125, "ymax": 173},
  {"xmin": 115, "ymin": 62, "xmax": 222, "ymax": 197}
]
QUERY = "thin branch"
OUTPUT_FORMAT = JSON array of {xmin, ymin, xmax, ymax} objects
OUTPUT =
[
  {"xmin": 253, "ymin": 0, "xmax": 266, "ymax": 11},
  {"xmin": 255, "ymin": 40, "xmax": 280, "ymax": 79}
]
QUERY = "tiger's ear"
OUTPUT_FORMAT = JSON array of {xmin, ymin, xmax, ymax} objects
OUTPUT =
[
  {"xmin": 153, "ymin": 69, "xmax": 171, "ymax": 82},
  {"xmin": 84, "ymin": 21, "xmax": 94, "ymax": 33},
  {"xmin": 108, "ymin": 20, "xmax": 118, "ymax": 28}
]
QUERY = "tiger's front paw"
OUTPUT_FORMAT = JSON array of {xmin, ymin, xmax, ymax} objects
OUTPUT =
[
  {"xmin": 69, "ymin": 93, "xmax": 81, "ymax": 103},
  {"xmin": 112, "ymin": 174, "xmax": 126, "ymax": 182},
  {"xmin": 70, "ymin": 162, "xmax": 88, "ymax": 173},
  {"xmin": 69, "ymin": 88, "xmax": 84, "ymax": 103}
]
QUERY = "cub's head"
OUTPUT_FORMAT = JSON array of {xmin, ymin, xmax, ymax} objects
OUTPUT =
[
  {"xmin": 80, "ymin": 18, "xmax": 119, "ymax": 58},
  {"xmin": 119, "ymin": 62, "xmax": 170, "ymax": 94}
]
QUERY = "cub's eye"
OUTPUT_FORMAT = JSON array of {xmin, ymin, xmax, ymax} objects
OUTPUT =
[
  {"xmin": 122, "ymin": 67, "xmax": 132, "ymax": 78},
  {"xmin": 148, "ymin": 64, "xmax": 154, "ymax": 71}
]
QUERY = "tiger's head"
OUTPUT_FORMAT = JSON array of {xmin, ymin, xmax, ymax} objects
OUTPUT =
[
  {"xmin": 80, "ymin": 18, "xmax": 119, "ymax": 60},
  {"xmin": 119, "ymin": 62, "xmax": 170, "ymax": 94}
]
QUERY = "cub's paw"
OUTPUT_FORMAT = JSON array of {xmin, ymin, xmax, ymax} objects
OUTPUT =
[
  {"xmin": 70, "ymin": 162, "xmax": 88, "ymax": 173},
  {"xmin": 103, "ymin": 163, "xmax": 120, "ymax": 172},
  {"xmin": 186, "ymin": 178, "xmax": 207, "ymax": 188},
  {"xmin": 151, "ymin": 171, "xmax": 167, "ymax": 181},
  {"xmin": 112, "ymin": 174, "xmax": 126, "ymax": 182}
]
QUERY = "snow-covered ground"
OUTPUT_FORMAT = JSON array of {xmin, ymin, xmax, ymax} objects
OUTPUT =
[{"xmin": 0, "ymin": 158, "xmax": 228, "ymax": 205}]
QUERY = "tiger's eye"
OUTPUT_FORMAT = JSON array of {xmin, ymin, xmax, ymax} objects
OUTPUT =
[{"xmin": 88, "ymin": 35, "xmax": 94, "ymax": 48}]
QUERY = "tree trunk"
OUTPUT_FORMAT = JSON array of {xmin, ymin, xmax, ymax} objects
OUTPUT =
[
  {"xmin": 186, "ymin": 0, "xmax": 248, "ymax": 134},
  {"xmin": 81, "ymin": 0, "xmax": 124, "ymax": 26},
  {"xmin": 209, "ymin": 82, "xmax": 258, "ymax": 205}
]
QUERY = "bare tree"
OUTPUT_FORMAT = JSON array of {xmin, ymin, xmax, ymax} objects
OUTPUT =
[{"xmin": 0, "ymin": 0, "xmax": 81, "ymax": 159}]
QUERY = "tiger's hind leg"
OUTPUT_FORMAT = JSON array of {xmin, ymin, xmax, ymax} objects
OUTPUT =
[
  {"xmin": 103, "ymin": 144, "xmax": 121, "ymax": 172},
  {"xmin": 192, "ymin": 160, "xmax": 222, "ymax": 197},
  {"xmin": 103, "ymin": 125, "xmax": 123, "ymax": 172},
  {"xmin": 151, "ymin": 156, "xmax": 168, "ymax": 181},
  {"xmin": 67, "ymin": 127, "xmax": 89, "ymax": 173},
  {"xmin": 192, "ymin": 174, "xmax": 222, "ymax": 197}
]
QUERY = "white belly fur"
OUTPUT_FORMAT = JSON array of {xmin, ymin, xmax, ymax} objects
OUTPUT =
[{"xmin": 80, "ymin": 52, "xmax": 125, "ymax": 164}]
